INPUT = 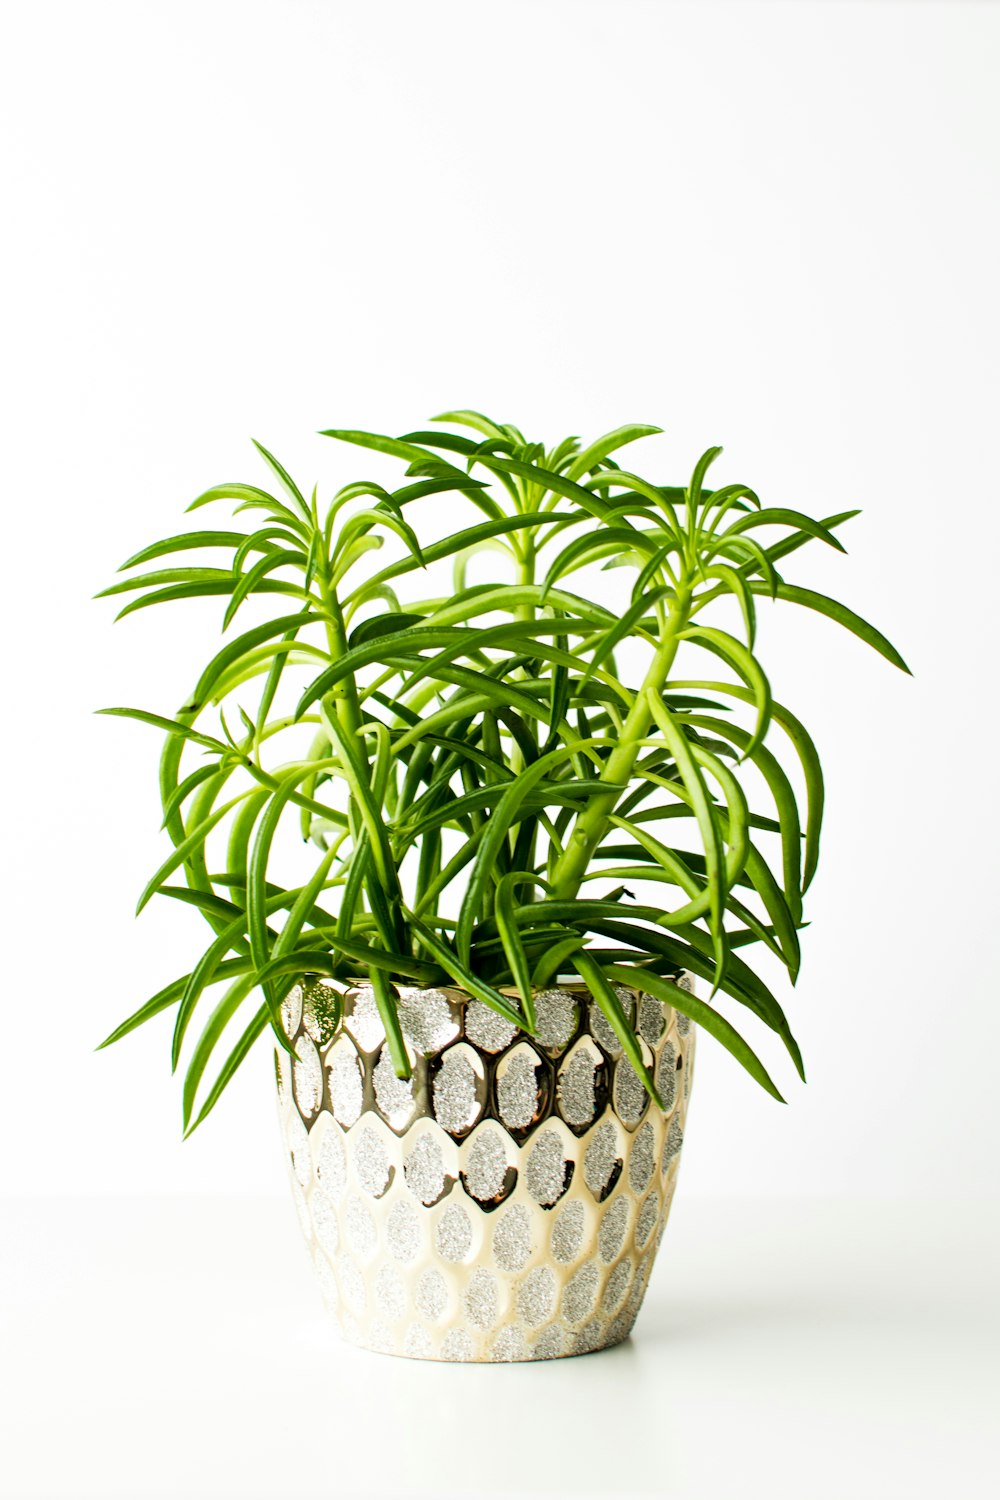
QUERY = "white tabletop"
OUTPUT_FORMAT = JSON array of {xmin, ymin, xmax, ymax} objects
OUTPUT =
[{"xmin": 1, "ymin": 1194, "xmax": 996, "ymax": 1500}]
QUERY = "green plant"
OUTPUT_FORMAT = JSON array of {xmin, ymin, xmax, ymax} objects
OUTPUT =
[{"xmin": 97, "ymin": 413, "xmax": 908, "ymax": 1132}]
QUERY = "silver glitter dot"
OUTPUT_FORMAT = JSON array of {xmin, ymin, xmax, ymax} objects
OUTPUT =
[
  {"xmin": 584, "ymin": 1120, "xmax": 620, "ymax": 1197},
  {"xmin": 605, "ymin": 1308, "xmax": 632, "ymax": 1347},
  {"xmin": 344, "ymin": 986, "xmax": 385, "ymax": 1051},
  {"xmin": 562, "ymin": 1261, "xmax": 600, "ymax": 1324},
  {"xmin": 587, "ymin": 999, "xmax": 620, "ymax": 1055},
  {"xmin": 656, "ymin": 1040, "xmax": 677, "ymax": 1113},
  {"xmin": 630, "ymin": 1250, "xmax": 654, "ymax": 1316},
  {"xmin": 489, "ymin": 1325, "xmax": 527, "ymax": 1362},
  {"xmin": 526, "ymin": 1129, "xmax": 569, "ymax": 1206},
  {"xmin": 280, "ymin": 984, "xmax": 303, "ymax": 1040},
  {"xmin": 327, "ymin": 1044, "xmax": 363, "ymax": 1126},
  {"xmin": 302, "ymin": 978, "xmax": 341, "ymax": 1046},
  {"xmin": 387, "ymin": 1199, "xmax": 421, "ymax": 1263},
  {"xmin": 628, "ymin": 1120, "xmax": 656, "ymax": 1195},
  {"xmin": 314, "ymin": 1249, "xmax": 339, "ymax": 1310},
  {"xmin": 613, "ymin": 1055, "xmax": 648, "ymax": 1125},
  {"xmin": 369, "ymin": 1321, "xmax": 394, "ymax": 1353},
  {"xmin": 353, "ymin": 1125, "xmax": 391, "ymax": 1197},
  {"xmin": 314, "ymin": 1125, "xmax": 347, "ymax": 1196},
  {"xmin": 588, "ymin": 986, "xmax": 636, "ymax": 1054},
  {"xmin": 684, "ymin": 1047, "xmax": 692, "ymax": 1099},
  {"xmin": 636, "ymin": 1191, "xmax": 660, "ymax": 1250},
  {"xmin": 533, "ymin": 989, "xmax": 578, "ymax": 1051},
  {"xmin": 398, "ymin": 989, "xmax": 459, "ymax": 1055},
  {"xmin": 432, "ymin": 1048, "xmax": 481, "ymax": 1135},
  {"xmin": 290, "ymin": 1178, "xmax": 311, "ymax": 1238},
  {"xmin": 311, "ymin": 1187, "xmax": 340, "ymax": 1259},
  {"xmin": 344, "ymin": 1194, "xmax": 377, "ymax": 1258},
  {"xmin": 293, "ymin": 1035, "xmax": 323, "ymax": 1117},
  {"xmin": 602, "ymin": 1259, "xmax": 632, "ymax": 1315},
  {"xmin": 404, "ymin": 1325, "xmax": 433, "ymax": 1360},
  {"xmin": 416, "ymin": 1268, "xmax": 448, "ymax": 1321},
  {"xmin": 532, "ymin": 1325, "xmax": 565, "ymax": 1360},
  {"xmin": 464, "ymin": 1127, "xmax": 509, "ymax": 1203},
  {"xmin": 517, "ymin": 1266, "xmax": 556, "ymax": 1326},
  {"xmin": 441, "ymin": 1328, "xmax": 473, "ymax": 1362},
  {"xmin": 465, "ymin": 1267, "xmax": 499, "ymax": 1328},
  {"xmin": 375, "ymin": 1264, "xmax": 406, "ymax": 1322},
  {"xmin": 598, "ymin": 1197, "xmax": 629, "ymax": 1263},
  {"xmin": 638, "ymin": 992, "xmax": 666, "ymax": 1047},
  {"xmin": 557, "ymin": 1047, "xmax": 599, "ymax": 1127},
  {"xmin": 574, "ymin": 1315, "xmax": 605, "ymax": 1354},
  {"xmin": 465, "ymin": 999, "xmax": 517, "ymax": 1053},
  {"xmin": 285, "ymin": 1110, "xmax": 311, "ymax": 1188},
  {"xmin": 339, "ymin": 1256, "xmax": 366, "ymax": 1315},
  {"xmin": 493, "ymin": 1204, "xmax": 533, "ymax": 1272},
  {"xmin": 675, "ymin": 974, "xmax": 694, "ymax": 1035},
  {"xmin": 404, "ymin": 1132, "xmax": 447, "ymax": 1205},
  {"xmin": 497, "ymin": 1049, "xmax": 540, "ymax": 1130},
  {"xmin": 551, "ymin": 1200, "xmax": 585, "ymax": 1263},
  {"xmin": 662, "ymin": 1115, "xmax": 684, "ymax": 1170},
  {"xmin": 435, "ymin": 1200, "xmax": 473, "ymax": 1262},
  {"xmin": 373, "ymin": 1049, "xmax": 415, "ymax": 1131}
]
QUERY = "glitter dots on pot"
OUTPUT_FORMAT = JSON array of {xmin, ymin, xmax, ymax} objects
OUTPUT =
[
  {"xmin": 461, "ymin": 1123, "xmax": 515, "ymax": 1207},
  {"xmin": 495, "ymin": 1043, "xmax": 545, "ymax": 1135},
  {"xmin": 525, "ymin": 1128, "xmax": 572, "ymax": 1206},
  {"xmin": 276, "ymin": 977, "xmax": 696, "ymax": 1363},
  {"xmin": 556, "ymin": 1040, "xmax": 604, "ymax": 1133},
  {"xmin": 431, "ymin": 1043, "xmax": 485, "ymax": 1137}
]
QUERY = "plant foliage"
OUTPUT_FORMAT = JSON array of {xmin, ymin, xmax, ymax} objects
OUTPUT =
[{"xmin": 97, "ymin": 414, "xmax": 908, "ymax": 1131}]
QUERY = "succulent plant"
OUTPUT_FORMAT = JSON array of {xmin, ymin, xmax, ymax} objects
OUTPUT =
[{"xmin": 98, "ymin": 413, "xmax": 907, "ymax": 1131}]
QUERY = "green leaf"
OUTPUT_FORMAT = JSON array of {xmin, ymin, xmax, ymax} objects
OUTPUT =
[
  {"xmin": 348, "ymin": 611, "xmax": 427, "ymax": 647},
  {"xmin": 680, "ymin": 625, "xmax": 772, "ymax": 752},
  {"xmin": 95, "ymin": 961, "xmax": 243, "ymax": 1050},
  {"xmin": 222, "ymin": 549, "xmax": 306, "ymax": 631},
  {"xmin": 183, "ymin": 1003, "xmax": 272, "ymax": 1135},
  {"xmin": 602, "ymin": 965, "xmax": 785, "ymax": 1101},
  {"xmin": 565, "ymin": 425, "xmax": 663, "ymax": 481},
  {"xmin": 369, "ymin": 967, "xmax": 412, "ymax": 1081},
  {"xmin": 645, "ymin": 692, "xmax": 727, "ymax": 987},
  {"xmin": 96, "ymin": 707, "xmax": 232, "ymax": 756},
  {"xmin": 404, "ymin": 911, "xmax": 525, "ymax": 1026},
  {"xmin": 748, "ymin": 582, "xmax": 911, "ymax": 673},
  {"xmin": 97, "ymin": 566, "xmax": 238, "ymax": 598},
  {"xmin": 430, "ymin": 409, "xmax": 508, "ymax": 440},
  {"xmin": 112, "ymin": 578, "xmax": 305, "ymax": 620},
  {"xmin": 136, "ymin": 792, "xmax": 255, "ymax": 915},
  {"xmin": 117, "ymin": 531, "xmax": 248, "ymax": 569},
  {"xmin": 250, "ymin": 439, "xmax": 312, "ymax": 520},
  {"xmin": 186, "ymin": 482, "xmax": 308, "ymax": 536},
  {"xmin": 723, "ymin": 507, "xmax": 848, "ymax": 553},
  {"xmin": 572, "ymin": 951, "xmax": 663, "ymax": 1108}
]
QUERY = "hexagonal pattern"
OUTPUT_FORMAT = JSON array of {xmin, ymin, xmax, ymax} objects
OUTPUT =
[{"xmin": 276, "ymin": 977, "xmax": 696, "ymax": 1362}]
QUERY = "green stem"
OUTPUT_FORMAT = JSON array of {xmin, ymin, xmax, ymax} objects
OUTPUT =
[{"xmin": 548, "ymin": 586, "xmax": 691, "ymax": 901}]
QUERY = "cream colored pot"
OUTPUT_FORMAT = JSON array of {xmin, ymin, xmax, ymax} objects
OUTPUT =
[{"xmin": 276, "ymin": 977, "xmax": 695, "ymax": 1362}]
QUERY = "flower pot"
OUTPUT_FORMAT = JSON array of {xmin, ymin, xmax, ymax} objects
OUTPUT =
[{"xmin": 276, "ymin": 976, "xmax": 695, "ymax": 1362}]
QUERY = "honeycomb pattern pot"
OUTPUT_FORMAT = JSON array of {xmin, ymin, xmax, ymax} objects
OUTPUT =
[{"xmin": 276, "ymin": 976, "xmax": 696, "ymax": 1362}]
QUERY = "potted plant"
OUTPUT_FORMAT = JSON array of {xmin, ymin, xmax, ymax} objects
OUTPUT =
[{"xmin": 98, "ymin": 413, "xmax": 907, "ymax": 1362}]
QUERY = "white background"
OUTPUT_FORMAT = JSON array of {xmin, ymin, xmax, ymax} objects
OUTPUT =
[{"xmin": 1, "ymin": 3, "xmax": 998, "ymax": 1498}]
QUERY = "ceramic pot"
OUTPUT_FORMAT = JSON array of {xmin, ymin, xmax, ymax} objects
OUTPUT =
[{"xmin": 276, "ymin": 976, "xmax": 695, "ymax": 1362}]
